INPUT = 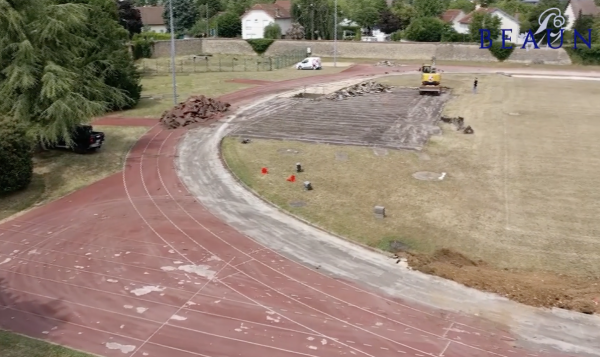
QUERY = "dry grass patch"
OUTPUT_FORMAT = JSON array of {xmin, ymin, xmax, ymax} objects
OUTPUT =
[
  {"xmin": 0, "ymin": 126, "xmax": 148, "ymax": 222},
  {"xmin": 138, "ymin": 54, "xmax": 304, "ymax": 73},
  {"xmin": 117, "ymin": 66, "xmax": 347, "ymax": 118},
  {"xmin": 222, "ymin": 74, "xmax": 600, "ymax": 313}
]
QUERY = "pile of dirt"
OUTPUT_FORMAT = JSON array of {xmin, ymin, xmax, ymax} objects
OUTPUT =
[
  {"xmin": 440, "ymin": 115, "xmax": 474, "ymax": 134},
  {"xmin": 160, "ymin": 95, "xmax": 231, "ymax": 129},
  {"xmin": 394, "ymin": 248, "xmax": 599, "ymax": 315},
  {"xmin": 325, "ymin": 81, "xmax": 393, "ymax": 100}
]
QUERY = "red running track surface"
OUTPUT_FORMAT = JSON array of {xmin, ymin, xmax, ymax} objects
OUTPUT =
[{"xmin": 0, "ymin": 65, "xmax": 577, "ymax": 357}]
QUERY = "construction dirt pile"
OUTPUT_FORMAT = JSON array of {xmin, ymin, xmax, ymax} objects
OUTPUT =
[
  {"xmin": 325, "ymin": 81, "xmax": 393, "ymax": 100},
  {"xmin": 394, "ymin": 248, "xmax": 600, "ymax": 315},
  {"xmin": 160, "ymin": 95, "xmax": 231, "ymax": 129}
]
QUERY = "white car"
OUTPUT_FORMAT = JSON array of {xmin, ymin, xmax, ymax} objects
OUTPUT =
[{"xmin": 296, "ymin": 57, "xmax": 322, "ymax": 70}]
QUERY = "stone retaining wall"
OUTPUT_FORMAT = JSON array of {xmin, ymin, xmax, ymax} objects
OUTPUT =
[{"xmin": 152, "ymin": 38, "xmax": 572, "ymax": 65}]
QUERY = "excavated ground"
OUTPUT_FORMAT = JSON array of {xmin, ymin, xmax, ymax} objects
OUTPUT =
[{"xmin": 230, "ymin": 88, "xmax": 450, "ymax": 151}]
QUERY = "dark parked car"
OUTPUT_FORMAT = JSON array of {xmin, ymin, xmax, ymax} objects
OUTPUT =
[{"xmin": 53, "ymin": 124, "xmax": 105, "ymax": 153}]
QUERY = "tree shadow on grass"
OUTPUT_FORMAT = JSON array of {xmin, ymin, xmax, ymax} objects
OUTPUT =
[{"xmin": 0, "ymin": 276, "xmax": 79, "ymax": 356}]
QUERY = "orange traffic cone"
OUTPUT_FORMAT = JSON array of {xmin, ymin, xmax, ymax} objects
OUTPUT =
[
  {"xmin": 261, "ymin": 167, "xmax": 268, "ymax": 174},
  {"xmin": 286, "ymin": 175, "xmax": 296, "ymax": 182}
]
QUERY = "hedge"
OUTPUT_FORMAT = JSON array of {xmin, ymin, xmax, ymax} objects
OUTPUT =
[
  {"xmin": 0, "ymin": 118, "xmax": 34, "ymax": 194},
  {"xmin": 488, "ymin": 41, "xmax": 514, "ymax": 61},
  {"xmin": 246, "ymin": 39, "xmax": 274, "ymax": 55},
  {"xmin": 566, "ymin": 44, "xmax": 600, "ymax": 65}
]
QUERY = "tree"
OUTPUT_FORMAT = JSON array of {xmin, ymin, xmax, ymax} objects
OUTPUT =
[
  {"xmin": 469, "ymin": 11, "xmax": 501, "ymax": 42},
  {"xmin": 196, "ymin": 0, "xmax": 224, "ymax": 18},
  {"xmin": 116, "ymin": 0, "xmax": 143, "ymax": 38},
  {"xmin": 133, "ymin": 0, "xmax": 162, "ymax": 5},
  {"xmin": 286, "ymin": 22, "xmax": 306, "ymax": 39},
  {"xmin": 521, "ymin": 0, "xmax": 566, "ymax": 43},
  {"xmin": 413, "ymin": 0, "xmax": 446, "ymax": 18},
  {"xmin": 62, "ymin": 0, "xmax": 142, "ymax": 111},
  {"xmin": 347, "ymin": 0, "xmax": 387, "ymax": 30},
  {"xmin": 378, "ymin": 9, "xmax": 402, "ymax": 34},
  {"xmin": 0, "ymin": 118, "xmax": 33, "ymax": 194},
  {"xmin": 447, "ymin": 0, "xmax": 475, "ymax": 13},
  {"xmin": 404, "ymin": 16, "xmax": 445, "ymax": 41},
  {"xmin": 594, "ymin": 17, "xmax": 600, "ymax": 44},
  {"xmin": 291, "ymin": 0, "xmax": 337, "ymax": 39},
  {"xmin": 391, "ymin": 1, "xmax": 416, "ymax": 30},
  {"xmin": 216, "ymin": 11, "xmax": 242, "ymax": 37},
  {"xmin": 477, "ymin": 0, "xmax": 497, "ymax": 7},
  {"xmin": 573, "ymin": 11, "xmax": 595, "ymax": 37},
  {"xmin": 494, "ymin": 0, "xmax": 533, "ymax": 16},
  {"xmin": 0, "ymin": 0, "xmax": 130, "ymax": 146},
  {"xmin": 264, "ymin": 22, "xmax": 282, "ymax": 39},
  {"xmin": 188, "ymin": 18, "xmax": 209, "ymax": 37},
  {"xmin": 163, "ymin": 0, "xmax": 199, "ymax": 35}
]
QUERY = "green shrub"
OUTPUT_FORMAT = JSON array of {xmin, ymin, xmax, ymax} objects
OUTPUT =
[
  {"xmin": 441, "ymin": 24, "xmax": 469, "ymax": 42},
  {"xmin": 566, "ymin": 45, "xmax": 600, "ymax": 65},
  {"xmin": 246, "ymin": 39, "xmax": 275, "ymax": 54},
  {"xmin": 0, "ymin": 118, "xmax": 34, "ymax": 194},
  {"xmin": 140, "ymin": 32, "xmax": 172, "ymax": 40},
  {"xmin": 131, "ymin": 34, "xmax": 154, "ymax": 60},
  {"xmin": 391, "ymin": 30, "xmax": 402, "ymax": 42},
  {"xmin": 264, "ymin": 23, "xmax": 282, "ymax": 39},
  {"xmin": 488, "ymin": 41, "xmax": 514, "ymax": 61}
]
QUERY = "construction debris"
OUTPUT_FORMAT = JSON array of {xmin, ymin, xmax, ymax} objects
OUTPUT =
[
  {"xmin": 375, "ymin": 60, "xmax": 403, "ymax": 67},
  {"xmin": 441, "ymin": 115, "xmax": 472, "ymax": 132},
  {"xmin": 160, "ymin": 95, "xmax": 231, "ymax": 129},
  {"xmin": 325, "ymin": 81, "xmax": 393, "ymax": 100}
]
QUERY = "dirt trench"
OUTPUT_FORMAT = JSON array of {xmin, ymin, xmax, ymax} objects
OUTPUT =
[{"xmin": 395, "ymin": 248, "xmax": 600, "ymax": 315}]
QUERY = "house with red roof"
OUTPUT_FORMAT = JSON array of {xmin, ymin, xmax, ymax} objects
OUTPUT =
[
  {"xmin": 440, "ymin": 9, "xmax": 467, "ymax": 33},
  {"xmin": 136, "ymin": 6, "xmax": 166, "ymax": 33},
  {"xmin": 443, "ymin": 6, "xmax": 520, "ymax": 43},
  {"xmin": 565, "ymin": 0, "xmax": 600, "ymax": 30},
  {"xmin": 241, "ymin": 0, "xmax": 292, "ymax": 39}
]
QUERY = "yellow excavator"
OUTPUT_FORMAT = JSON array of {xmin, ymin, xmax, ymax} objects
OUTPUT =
[{"xmin": 419, "ymin": 57, "xmax": 441, "ymax": 95}]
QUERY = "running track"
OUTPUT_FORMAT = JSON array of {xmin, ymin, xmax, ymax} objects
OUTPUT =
[{"xmin": 0, "ymin": 65, "xmax": 585, "ymax": 357}]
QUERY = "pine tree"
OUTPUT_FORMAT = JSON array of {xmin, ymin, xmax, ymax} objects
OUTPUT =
[{"xmin": 0, "ymin": 0, "xmax": 131, "ymax": 146}]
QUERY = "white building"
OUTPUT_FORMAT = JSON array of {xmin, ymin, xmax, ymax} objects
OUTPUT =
[
  {"xmin": 564, "ymin": 0, "xmax": 600, "ymax": 30},
  {"xmin": 453, "ymin": 7, "xmax": 521, "ymax": 44},
  {"xmin": 136, "ymin": 6, "xmax": 167, "ymax": 33},
  {"xmin": 440, "ymin": 9, "xmax": 467, "ymax": 34},
  {"xmin": 241, "ymin": 0, "xmax": 292, "ymax": 39}
]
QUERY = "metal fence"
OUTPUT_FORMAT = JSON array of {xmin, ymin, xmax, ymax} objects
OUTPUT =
[{"xmin": 138, "ymin": 51, "xmax": 306, "ymax": 75}]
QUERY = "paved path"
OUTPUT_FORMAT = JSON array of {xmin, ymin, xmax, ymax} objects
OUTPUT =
[{"xmin": 0, "ymin": 64, "xmax": 598, "ymax": 357}]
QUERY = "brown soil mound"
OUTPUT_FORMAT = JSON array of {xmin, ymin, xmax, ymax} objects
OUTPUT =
[
  {"xmin": 160, "ymin": 95, "xmax": 230, "ymax": 129},
  {"xmin": 396, "ymin": 249, "xmax": 599, "ymax": 315}
]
